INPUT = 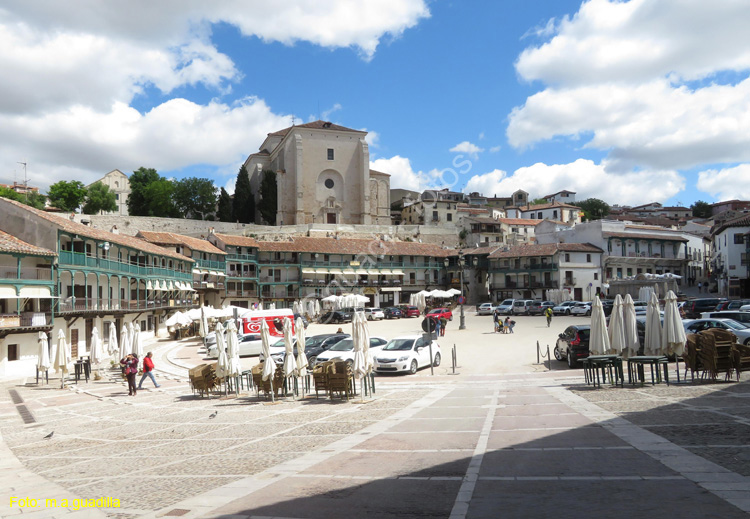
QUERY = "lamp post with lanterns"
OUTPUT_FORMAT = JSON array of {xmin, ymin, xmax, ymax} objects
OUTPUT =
[{"xmin": 445, "ymin": 251, "xmax": 477, "ymax": 330}]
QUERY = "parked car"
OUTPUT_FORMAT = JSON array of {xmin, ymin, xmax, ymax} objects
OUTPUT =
[
  {"xmin": 476, "ymin": 303, "xmax": 496, "ymax": 316},
  {"xmin": 495, "ymin": 299, "xmax": 515, "ymax": 315},
  {"xmin": 511, "ymin": 299, "xmax": 534, "ymax": 315},
  {"xmin": 319, "ymin": 310, "xmax": 352, "ymax": 324},
  {"xmin": 715, "ymin": 301, "xmax": 731, "ymax": 311},
  {"xmin": 207, "ymin": 333, "xmax": 264, "ymax": 358},
  {"xmin": 373, "ymin": 335, "xmax": 442, "ymax": 374},
  {"xmin": 314, "ymin": 336, "xmax": 388, "ymax": 366},
  {"xmin": 293, "ymin": 313, "xmax": 309, "ymax": 328},
  {"xmin": 554, "ymin": 324, "xmax": 591, "ymax": 368},
  {"xmin": 528, "ymin": 301, "xmax": 556, "ymax": 316},
  {"xmin": 262, "ymin": 333, "xmax": 351, "ymax": 364},
  {"xmin": 553, "ymin": 301, "xmax": 579, "ymax": 315},
  {"xmin": 726, "ymin": 300, "xmax": 750, "ymax": 310},
  {"xmin": 701, "ymin": 311, "xmax": 750, "ymax": 324},
  {"xmin": 399, "ymin": 305, "xmax": 421, "ymax": 318},
  {"xmin": 384, "ymin": 307, "xmax": 403, "ymax": 319},
  {"xmin": 570, "ymin": 302, "xmax": 592, "ymax": 316},
  {"xmin": 426, "ymin": 307, "xmax": 453, "ymax": 321},
  {"xmin": 684, "ymin": 298, "xmax": 723, "ymax": 319},
  {"xmin": 633, "ymin": 301, "xmax": 649, "ymax": 315},
  {"xmin": 363, "ymin": 307, "xmax": 385, "ymax": 321},
  {"xmin": 600, "ymin": 299, "xmax": 614, "ymax": 317},
  {"xmin": 683, "ymin": 318, "xmax": 750, "ymax": 344}
]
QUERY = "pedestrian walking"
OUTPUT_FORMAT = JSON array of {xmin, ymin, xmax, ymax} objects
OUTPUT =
[
  {"xmin": 120, "ymin": 354, "xmax": 139, "ymax": 396},
  {"xmin": 137, "ymin": 352, "xmax": 160, "ymax": 389},
  {"xmin": 439, "ymin": 317, "xmax": 447, "ymax": 337},
  {"xmin": 698, "ymin": 281, "xmax": 702, "ymax": 293},
  {"xmin": 544, "ymin": 306, "xmax": 553, "ymax": 328},
  {"xmin": 434, "ymin": 317, "xmax": 441, "ymax": 338},
  {"xmin": 493, "ymin": 309, "xmax": 500, "ymax": 332}
]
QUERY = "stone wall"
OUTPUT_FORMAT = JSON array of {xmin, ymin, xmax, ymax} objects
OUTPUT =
[{"xmin": 73, "ymin": 215, "xmax": 461, "ymax": 247}]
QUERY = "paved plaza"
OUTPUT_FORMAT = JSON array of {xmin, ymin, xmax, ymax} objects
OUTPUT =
[{"xmin": 3, "ymin": 313, "xmax": 750, "ymax": 518}]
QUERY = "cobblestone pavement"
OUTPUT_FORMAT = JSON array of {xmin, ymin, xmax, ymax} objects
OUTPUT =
[{"xmin": 2, "ymin": 319, "xmax": 750, "ymax": 518}]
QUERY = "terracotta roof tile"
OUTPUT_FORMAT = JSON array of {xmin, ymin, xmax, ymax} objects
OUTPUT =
[
  {"xmin": 137, "ymin": 231, "xmax": 226, "ymax": 255},
  {"xmin": 496, "ymin": 218, "xmax": 538, "ymax": 226},
  {"xmin": 603, "ymin": 231, "xmax": 687, "ymax": 242},
  {"xmin": 489, "ymin": 242, "xmax": 602, "ymax": 259},
  {"xmin": 0, "ymin": 198, "xmax": 191, "ymax": 262},
  {"xmin": 0, "ymin": 229, "xmax": 56, "ymax": 256},
  {"xmin": 269, "ymin": 120, "xmax": 364, "ymax": 137},
  {"xmin": 212, "ymin": 233, "xmax": 260, "ymax": 248},
  {"xmin": 256, "ymin": 237, "xmax": 451, "ymax": 257}
]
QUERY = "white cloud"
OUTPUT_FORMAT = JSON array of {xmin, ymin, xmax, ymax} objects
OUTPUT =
[
  {"xmin": 363, "ymin": 130, "xmax": 380, "ymax": 149},
  {"xmin": 449, "ymin": 141, "xmax": 484, "ymax": 159},
  {"xmin": 464, "ymin": 159, "xmax": 685, "ymax": 206},
  {"xmin": 516, "ymin": 0, "xmax": 750, "ymax": 85},
  {"xmin": 370, "ymin": 156, "xmax": 452, "ymax": 192},
  {"xmin": 697, "ymin": 164, "xmax": 750, "ymax": 201},
  {"xmin": 321, "ymin": 103, "xmax": 343, "ymax": 120},
  {"xmin": 489, "ymin": 145, "xmax": 502, "ymax": 153}
]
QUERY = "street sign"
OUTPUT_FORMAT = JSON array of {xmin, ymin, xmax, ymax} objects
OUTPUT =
[{"xmin": 457, "ymin": 296, "xmax": 465, "ymax": 304}]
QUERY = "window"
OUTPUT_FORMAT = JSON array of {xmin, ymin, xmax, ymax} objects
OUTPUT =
[
  {"xmin": 115, "ymin": 194, "xmax": 119, "ymax": 200},
  {"xmin": 553, "ymin": 210, "xmax": 558, "ymax": 219},
  {"xmin": 537, "ymin": 212, "xmax": 543, "ymax": 219},
  {"xmin": 447, "ymin": 213, "xmax": 452, "ymax": 222},
  {"xmin": 565, "ymin": 253, "xmax": 570, "ymax": 262},
  {"xmin": 327, "ymin": 148, "xmax": 334, "ymax": 160},
  {"xmin": 735, "ymin": 233, "xmax": 744, "ymax": 244},
  {"xmin": 594, "ymin": 273, "xmax": 598, "ymax": 280},
  {"xmin": 432, "ymin": 211, "xmax": 438, "ymax": 221},
  {"xmin": 586, "ymin": 254, "xmax": 591, "ymax": 263},
  {"xmin": 324, "ymin": 178, "xmax": 334, "ymax": 189},
  {"xmin": 8, "ymin": 344, "xmax": 19, "ymax": 362}
]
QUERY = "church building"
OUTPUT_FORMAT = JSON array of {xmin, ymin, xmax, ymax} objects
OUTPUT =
[{"xmin": 243, "ymin": 121, "xmax": 390, "ymax": 225}]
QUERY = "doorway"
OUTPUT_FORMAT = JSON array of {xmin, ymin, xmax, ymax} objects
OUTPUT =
[{"xmin": 327, "ymin": 213, "xmax": 336, "ymax": 224}]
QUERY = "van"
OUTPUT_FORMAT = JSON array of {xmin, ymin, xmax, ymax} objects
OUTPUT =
[
  {"xmin": 512, "ymin": 299, "xmax": 534, "ymax": 315},
  {"xmin": 239, "ymin": 308, "xmax": 295, "ymax": 338},
  {"xmin": 685, "ymin": 298, "xmax": 722, "ymax": 319}
]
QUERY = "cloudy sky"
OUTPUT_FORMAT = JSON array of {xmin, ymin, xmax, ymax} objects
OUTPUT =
[{"xmin": 1, "ymin": 0, "xmax": 749, "ymax": 206}]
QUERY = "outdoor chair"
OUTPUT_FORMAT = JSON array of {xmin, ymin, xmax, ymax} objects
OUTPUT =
[
  {"xmin": 733, "ymin": 343, "xmax": 750, "ymax": 381},
  {"xmin": 328, "ymin": 361, "xmax": 354, "ymax": 400},
  {"xmin": 697, "ymin": 330, "xmax": 735, "ymax": 381},
  {"xmin": 683, "ymin": 334, "xmax": 703, "ymax": 382},
  {"xmin": 312, "ymin": 361, "xmax": 335, "ymax": 398}
]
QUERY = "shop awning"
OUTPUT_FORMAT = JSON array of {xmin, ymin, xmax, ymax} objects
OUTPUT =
[
  {"xmin": 328, "ymin": 269, "xmax": 343, "ymax": 275},
  {"xmin": 302, "ymin": 268, "xmax": 316, "ymax": 274},
  {"xmin": 19, "ymin": 286, "xmax": 53, "ymax": 298},
  {"xmin": 391, "ymin": 270, "xmax": 404, "ymax": 276},
  {"xmin": 0, "ymin": 286, "xmax": 16, "ymax": 297},
  {"xmin": 192, "ymin": 268, "xmax": 201, "ymax": 274},
  {"xmin": 379, "ymin": 269, "xmax": 393, "ymax": 275},
  {"xmin": 343, "ymin": 269, "xmax": 356, "ymax": 275},
  {"xmin": 380, "ymin": 287, "xmax": 402, "ymax": 292}
]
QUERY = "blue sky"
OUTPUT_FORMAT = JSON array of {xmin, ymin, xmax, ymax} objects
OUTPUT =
[{"xmin": 2, "ymin": 1, "xmax": 750, "ymax": 207}]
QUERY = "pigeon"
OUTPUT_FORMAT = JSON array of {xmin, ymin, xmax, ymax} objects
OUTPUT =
[
  {"xmin": 208, "ymin": 411, "xmax": 218, "ymax": 419},
  {"xmin": 43, "ymin": 431, "xmax": 54, "ymax": 439}
]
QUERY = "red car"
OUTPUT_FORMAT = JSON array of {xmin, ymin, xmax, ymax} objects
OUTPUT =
[
  {"xmin": 400, "ymin": 305, "xmax": 421, "ymax": 318},
  {"xmin": 426, "ymin": 307, "xmax": 453, "ymax": 321}
]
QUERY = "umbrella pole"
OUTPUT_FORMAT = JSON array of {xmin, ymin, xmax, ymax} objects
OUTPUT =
[{"xmin": 270, "ymin": 379, "xmax": 274, "ymax": 402}]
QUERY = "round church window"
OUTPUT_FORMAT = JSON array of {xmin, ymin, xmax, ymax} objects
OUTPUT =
[{"xmin": 324, "ymin": 179, "xmax": 334, "ymax": 189}]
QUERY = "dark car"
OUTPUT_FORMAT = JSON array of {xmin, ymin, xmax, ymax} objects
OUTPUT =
[
  {"xmin": 302, "ymin": 333, "xmax": 350, "ymax": 365},
  {"xmin": 685, "ymin": 298, "xmax": 723, "ymax": 319},
  {"xmin": 528, "ymin": 301, "xmax": 556, "ymax": 316},
  {"xmin": 726, "ymin": 300, "xmax": 750, "ymax": 310},
  {"xmin": 384, "ymin": 307, "xmax": 402, "ymax": 319},
  {"xmin": 399, "ymin": 305, "xmax": 421, "ymax": 318},
  {"xmin": 554, "ymin": 325, "xmax": 591, "ymax": 369},
  {"xmin": 600, "ymin": 300, "xmax": 614, "ymax": 317},
  {"xmin": 715, "ymin": 301, "xmax": 731, "ymax": 311},
  {"xmin": 319, "ymin": 310, "xmax": 352, "ymax": 324},
  {"xmin": 293, "ymin": 313, "xmax": 309, "ymax": 328}
]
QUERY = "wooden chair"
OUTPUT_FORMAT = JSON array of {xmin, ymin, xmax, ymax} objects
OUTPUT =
[
  {"xmin": 733, "ymin": 343, "xmax": 750, "ymax": 381},
  {"xmin": 328, "ymin": 361, "xmax": 353, "ymax": 400},
  {"xmin": 683, "ymin": 334, "xmax": 703, "ymax": 382},
  {"xmin": 698, "ymin": 329, "xmax": 736, "ymax": 381},
  {"xmin": 312, "ymin": 361, "xmax": 334, "ymax": 398}
]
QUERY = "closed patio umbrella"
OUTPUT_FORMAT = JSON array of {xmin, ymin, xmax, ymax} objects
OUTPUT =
[
  {"xmin": 589, "ymin": 296, "xmax": 610, "ymax": 355},
  {"xmin": 662, "ymin": 290, "xmax": 686, "ymax": 357},
  {"xmin": 295, "ymin": 316, "xmax": 309, "ymax": 382},
  {"xmin": 89, "ymin": 327, "xmax": 103, "ymax": 366},
  {"xmin": 644, "ymin": 292, "xmax": 663, "ymax": 356},
  {"xmin": 37, "ymin": 332, "xmax": 50, "ymax": 381},
  {"xmin": 282, "ymin": 318, "xmax": 296, "ymax": 398},
  {"xmin": 225, "ymin": 320, "xmax": 242, "ymax": 378},
  {"xmin": 119, "ymin": 324, "xmax": 129, "ymax": 360},
  {"xmin": 54, "ymin": 329, "xmax": 71, "ymax": 388},
  {"xmin": 260, "ymin": 319, "xmax": 275, "ymax": 401},
  {"xmin": 132, "ymin": 322, "xmax": 143, "ymax": 359},
  {"xmin": 107, "ymin": 324, "xmax": 118, "ymax": 356},
  {"xmin": 215, "ymin": 322, "xmax": 228, "ymax": 379},
  {"xmin": 608, "ymin": 294, "xmax": 625, "ymax": 355},
  {"xmin": 622, "ymin": 294, "xmax": 640, "ymax": 358},
  {"xmin": 127, "ymin": 322, "xmax": 135, "ymax": 355}
]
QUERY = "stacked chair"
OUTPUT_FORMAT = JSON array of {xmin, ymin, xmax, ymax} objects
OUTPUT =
[
  {"xmin": 312, "ymin": 360, "xmax": 354, "ymax": 400},
  {"xmin": 684, "ymin": 328, "xmax": 750, "ymax": 382}
]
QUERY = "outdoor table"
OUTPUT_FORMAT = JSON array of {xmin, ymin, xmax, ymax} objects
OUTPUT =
[
  {"xmin": 627, "ymin": 356, "xmax": 669, "ymax": 386},
  {"xmin": 582, "ymin": 355, "xmax": 623, "ymax": 387},
  {"xmin": 35, "ymin": 367, "xmax": 49, "ymax": 384},
  {"xmin": 74, "ymin": 359, "xmax": 90, "ymax": 383}
]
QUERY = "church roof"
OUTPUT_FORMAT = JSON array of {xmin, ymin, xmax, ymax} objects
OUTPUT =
[
  {"xmin": 369, "ymin": 169, "xmax": 391, "ymax": 177},
  {"xmin": 269, "ymin": 120, "xmax": 365, "ymax": 137}
]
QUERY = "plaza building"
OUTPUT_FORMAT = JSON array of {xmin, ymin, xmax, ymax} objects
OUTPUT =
[
  {"xmin": 243, "ymin": 120, "xmax": 390, "ymax": 226},
  {"xmin": 87, "ymin": 169, "xmax": 131, "ymax": 216}
]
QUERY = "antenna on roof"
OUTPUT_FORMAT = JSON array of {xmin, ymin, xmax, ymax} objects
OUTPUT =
[{"xmin": 291, "ymin": 115, "xmax": 296, "ymax": 126}]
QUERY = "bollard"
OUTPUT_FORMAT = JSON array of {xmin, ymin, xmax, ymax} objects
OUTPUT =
[{"xmin": 536, "ymin": 340, "xmax": 540, "ymax": 364}]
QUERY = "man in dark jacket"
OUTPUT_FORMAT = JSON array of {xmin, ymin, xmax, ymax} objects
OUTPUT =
[{"xmin": 137, "ymin": 352, "xmax": 161, "ymax": 389}]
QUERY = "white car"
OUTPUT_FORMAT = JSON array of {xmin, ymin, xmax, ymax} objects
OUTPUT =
[
  {"xmin": 206, "ymin": 333, "xmax": 263, "ymax": 358},
  {"xmin": 476, "ymin": 303, "xmax": 495, "ymax": 316},
  {"xmin": 570, "ymin": 302, "xmax": 592, "ymax": 316},
  {"xmin": 553, "ymin": 301, "xmax": 579, "ymax": 315},
  {"xmin": 373, "ymin": 335, "xmax": 442, "ymax": 374},
  {"xmin": 314, "ymin": 336, "xmax": 388, "ymax": 366},
  {"xmin": 683, "ymin": 318, "xmax": 750, "ymax": 344},
  {"xmin": 495, "ymin": 299, "xmax": 515, "ymax": 315},
  {"xmin": 364, "ymin": 308, "xmax": 385, "ymax": 321}
]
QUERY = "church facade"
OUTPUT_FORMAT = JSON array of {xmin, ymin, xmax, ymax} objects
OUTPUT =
[{"xmin": 243, "ymin": 121, "xmax": 390, "ymax": 225}]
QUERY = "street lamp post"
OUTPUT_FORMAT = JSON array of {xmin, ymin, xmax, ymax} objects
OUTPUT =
[{"xmin": 446, "ymin": 252, "xmax": 477, "ymax": 330}]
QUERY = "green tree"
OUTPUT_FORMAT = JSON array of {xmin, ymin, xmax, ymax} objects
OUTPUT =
[
  {"xmin": 691, "ymin": 200, "xmax": 712, "ymax": 219},
  {"xmin": 144, "ymin": 179, "xmax": 179, "ymax": 218},
  {"xmin": 530, "ymin": 197, "xmax": 548, "ymax": 205},
  {"xmin": 217, "ymin": 188, "xmax": 233, "ymax": 222},
  {"xmin": 82, "ymin": 182, "xmax": 117, "ymax": 214},
  {"xmin": 1, "ymin": 188, "xmax": 47, "ymax": 210},
  {"xmin": 47, "ymin": 180, "xmax": 87, "ymax": 211},
  {"xmin": 232, "ymin": 165, "xmax": 255, "ymax": 223},
  {"xmin": 127, "ymin": 167, "xmax": 161, "ymax": 216},
  {"xmin": 172, "ymin": 177, "xmax": 217, "ymax": 220},
  {"xmin": 258, "ymin": 170, "xmax": 277, "ymax": 225},
  {"xmin": 573, "ymin": 198, "xmax": 610, "ymax": 221}
]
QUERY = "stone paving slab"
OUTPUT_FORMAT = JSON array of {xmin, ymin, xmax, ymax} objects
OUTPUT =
[
  {"xmin": 486, "ymin": 425, "xmax": 630, "ymax": 450},
  {"xmin": 299, "ymin": 449, "xmax": 472, "ymax": 478},
  {"xmin": 357, "ymin": 431, "xmax": 481, "ymax": 451}
]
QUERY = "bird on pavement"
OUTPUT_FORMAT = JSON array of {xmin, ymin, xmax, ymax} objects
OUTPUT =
[
  {"xmin": 43, "ymin": 431, "xmax": 54, "ymax": 439},
  {"xmin": 208, "ymin": 411, "xmax": 218, "ymax": 419}
]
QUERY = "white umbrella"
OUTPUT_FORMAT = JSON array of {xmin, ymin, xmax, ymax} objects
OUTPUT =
[
  {"xmin": 89, "ymin": 327, "xmax": 103, "ymax": 366},
  {"xmin": 132, "ymin": 322, "xmax": 143, "ymax": 359},
  {"xmin": 417, "ymin": 292, "xmax": 427, "ymax": 314},
  {"xmin": 447, "ymin": 288, "xmax": 462, "ymax": 296},
  {"xmin": 588, "ymin": 296, "xmax": 610, "ymax": 355},
  {"xmin": 225, "ymin": 320, "xmax": 242, "ymax": 378},
  {"xmin": 215, "ymin": 322, "xmax": 229, "ymax": 379},
  {"xmin": 119, "ymin": 324, "xmax": 130, "ymax": 360},
  {"xmin": 282, "ymin": 317, "xmax": 296, "ymax": 393},
  {"xmin": 199, "ymin": 306, "xmax": 208, "ymax": 339},
  {"xmin": 314, "ymin": 299, "xmax": 320, "ymax": 316},
  {"xmin": 37, "ymin": 331, "xmax": 50, "ymax": 375},
  {"xmin": 54, "ymin": 329, "xmax": 71, "ymax": 387},
  {"xmin": 644, "ymin": 292, "xmax": 663, "ymax": 356},
  {"xmin": 295, "ymin": 316, "xmax": 309, "ymax": 379},
  {"xmin": 352, "ymin": 312, "xmax": 366, "ymax": 380},
  {"xmin": 107, "ymin": 324, "xmax": 118, "ymax": 356},
  {"xmin": 607, "ymin": 294, "xmax": 625, "ymax": 355},
  {"xmin": 127, "ymin": 322, "xmax": 135, "ymax": 355},
  {"xmin": 622, "ymin": 294, "xmax": 640, "ymax": 358},
  {"xmin": 260, "ymin": 319, "xmax": 275, "ymax": 400},
  {"xmin": 661, "ymin": 290, "xmax": 686, "ymax": 357}
]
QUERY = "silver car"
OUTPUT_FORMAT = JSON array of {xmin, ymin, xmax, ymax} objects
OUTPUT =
[{"xmin": 683, "ymin": 318, "xmax": 750, "ymax": 345}]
